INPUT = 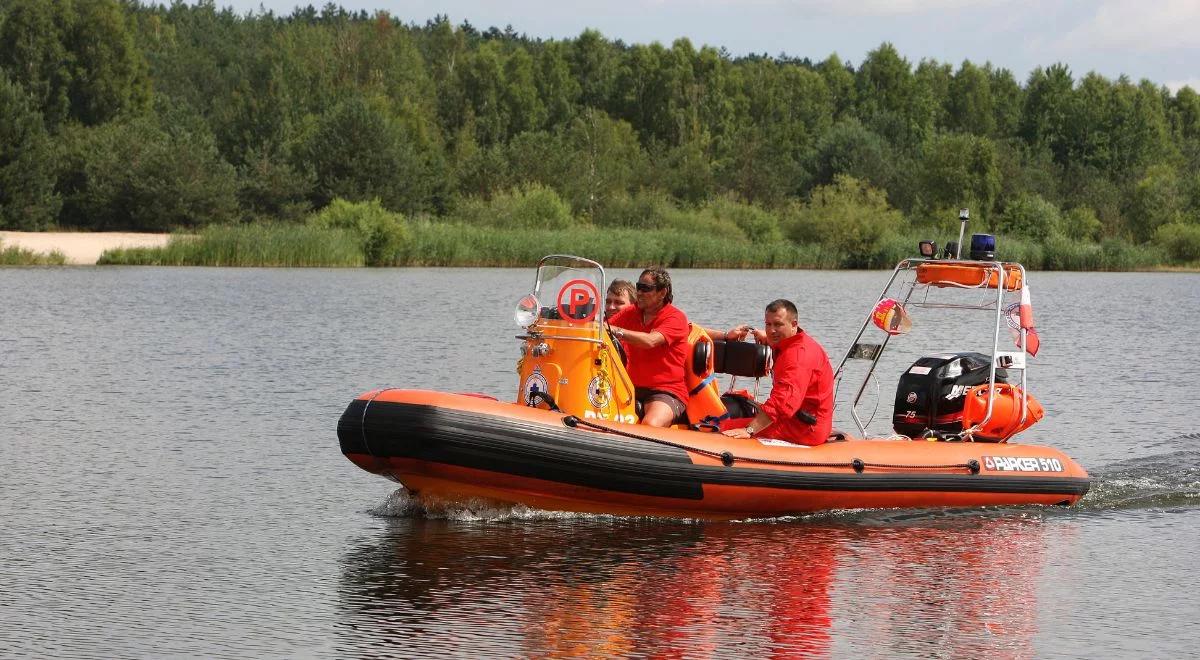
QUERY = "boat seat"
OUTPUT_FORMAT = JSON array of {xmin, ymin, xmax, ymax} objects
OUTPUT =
[
  {"xmin": 720, "ymin": 392, "xmax": 760, "ymax": 419},
  {"xmin": 711, "ymin": 340, "xmax": 772, "ymax": 377},
  {"xmin": 692, "ymin": 339, "xmax": 713, "ymax": 376}
]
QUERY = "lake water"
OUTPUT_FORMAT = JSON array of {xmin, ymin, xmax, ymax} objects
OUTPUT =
[{"xmin": 2, "ymin": 266, "xmax": 1198, "ymax": 658}]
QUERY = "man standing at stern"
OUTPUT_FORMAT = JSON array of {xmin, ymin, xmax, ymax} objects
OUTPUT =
[{"xmin": 722, "ymin": 299, "xmax": 834, "ymax": 446}]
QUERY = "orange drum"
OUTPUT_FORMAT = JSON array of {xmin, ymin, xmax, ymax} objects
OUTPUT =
[
  {"xmin": 961, "ymin": 384, "xmax": 1044, "ymax": 441},
  {"xmin": 916, "ymin": 263, "xmax": 1023, "ymax": 291}
]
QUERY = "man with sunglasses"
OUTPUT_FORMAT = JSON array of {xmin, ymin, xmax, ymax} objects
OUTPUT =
[{"xmin": 606, "ymin": 267, "xmax": 691, "ymax": 426}]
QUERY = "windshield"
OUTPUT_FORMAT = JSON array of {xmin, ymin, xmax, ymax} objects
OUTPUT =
[{"xmin": 532, "ymin": 255, "xmax": 606, "ymax": 327}]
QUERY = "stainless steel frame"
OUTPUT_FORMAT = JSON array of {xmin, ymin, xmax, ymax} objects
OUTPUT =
[{"xmin": 833, "ymin": 258, "xmax": 1031, "ymax": 440}]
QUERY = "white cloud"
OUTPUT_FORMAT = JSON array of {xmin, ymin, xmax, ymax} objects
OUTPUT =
[
  {"xmin": 808, "ymin": 0, "xmax": 1007, "ymax": 15},
  {"xmin": 642, "ymin": 0, "xmax": 1013, "ymax": 17},
  {"xmin": 1059, "ymin": 0, "xmax": 1200, "ymax": 52},
  {"xmin": 1166, "ymin": 79, "xmax": 1200, "ymax": 94}
]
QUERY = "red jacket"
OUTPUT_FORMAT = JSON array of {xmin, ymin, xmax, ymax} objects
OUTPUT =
[
  {"xmin": 759, "ymin": 331, "xmax": 834, "ymax": 446},
  {"xmin": 609, "ymin": 303, "xmax": 691, "ymax": 404}
]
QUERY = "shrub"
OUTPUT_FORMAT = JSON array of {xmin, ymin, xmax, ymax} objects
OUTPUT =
[
  {"xmin": 700, "ymin": 195, "xmax": 783, "ymax": 243},
  {"xmin": 786, "ymin": 175, "xmax": 904, "ymax": 267},
  {"xmin": 1061, "ymin": 206, "xmax": 1102, "ymax": 241},
  {"xmin": 1154, "ymin": 223, "xmax": 1200, "ymax": 263},
  {"xmin": 593, "ymin": 189, "xmax": 678, "ymax": 229},
  {"xmin": 593, "ymin": 191, "xmax": 751, "ymax": 241},
  {"xmin": 494, "ymin": 183, "xmax": 575, "ymax": 230},
  {"xmin": 996, "ymin": 193, "xmax": 1062, "ymax": 240},
  {"xmin": 307, "ymin": 198, "xmax": 407, "ymax": 266},
  {"xmin": 446, "ymin": 184, "xmax": 575, "ymax": 231},
  {"xmin": 1041, "ymin": 234, "xmax": 1101, "ymax": 271},
  {"xmin": 1127, "ymin": 165, "xmax": 1186, "ymax": 242},
  {"xmin": 1097, "ymin": 239, "xmax": 1164, "ymax": 270}
]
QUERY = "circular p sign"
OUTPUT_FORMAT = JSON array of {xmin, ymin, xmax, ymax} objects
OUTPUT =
[{"xmin": 556, "ymin": 279, "xmax": 599, "ymax": 323}]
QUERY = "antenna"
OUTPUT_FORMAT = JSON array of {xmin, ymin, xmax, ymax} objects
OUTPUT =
[{"xmin": 956, "ymin": 208, "xmax": 969, "ymax": 259}]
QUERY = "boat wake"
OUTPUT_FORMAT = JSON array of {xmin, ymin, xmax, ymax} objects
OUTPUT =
[
  {"xmin": 367, "ymin": 488, "xmax": 690, "ymax": 523},
  {"xmin": 1078, "ymin": 440, "xmax": 1200, "ymax": 511}
]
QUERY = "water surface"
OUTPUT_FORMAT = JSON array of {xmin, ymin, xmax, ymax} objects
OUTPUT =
[{"xmin": 2, "ymin": 267, "xmax": 1198, "ymax": 657}]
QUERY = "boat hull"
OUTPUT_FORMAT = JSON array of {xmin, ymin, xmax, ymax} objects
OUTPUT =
[{"xmin": 338, "ymin": 389, "xmax": 1090, "ymax": 519}]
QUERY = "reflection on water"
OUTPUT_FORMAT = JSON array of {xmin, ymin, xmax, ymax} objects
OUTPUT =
[
  {"xmin": 337, "ymin": 504, "xmax": 1062, "ymax": 658},
  {"xmin": 3, "ymin": 268, "xmax": 1197, "ymax": 657}
]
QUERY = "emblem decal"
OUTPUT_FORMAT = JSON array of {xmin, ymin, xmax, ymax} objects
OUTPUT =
[
  {"xmin": 523, "ymin": 368, "xmax": 549, "ymax": 404},
  {"xmin": 587, "ymin": 375, "xmax": 611, "ymax": 408}
]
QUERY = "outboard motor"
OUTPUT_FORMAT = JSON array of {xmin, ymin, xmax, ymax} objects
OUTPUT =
[{"xmin": 893, "ymin": 352, "xmax": 1008, "ymax": 438}]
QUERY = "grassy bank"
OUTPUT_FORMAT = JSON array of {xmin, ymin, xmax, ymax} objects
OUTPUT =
[
  {"xmin": 95, "ymin": 221, "xmax": 1182, "ymax": 270},
  {"xmin": 397, "ymin": 222, "xmax": 836, "ymax": 268},
  {"xmin": 92, "ymin": 194, "xmax": 1190, "ymax": 270},
  {"xmin": 99, "ymin": 224, "xmax": 363, "ymax": 267},
  {"xmin": 874, "ymin": 231, "xmax": 1171, "ymax": 271},
  {"xmin": 0, "ymin": 240, "xmax": 66, "ymax": 265},
  {"xmin": 99, "ymin": 222, "xmax": 835, "ymax": 268}
]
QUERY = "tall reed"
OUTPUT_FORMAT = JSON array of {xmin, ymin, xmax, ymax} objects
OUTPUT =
[
  {"xmin": 876, "ymin": 231, "xmax": 1169, "ymax": 271},
  {"xmin": 398, "ymin": 222, "xmax": 832, "ymax": 268},
  {"xmin": 0, "ymin": 240, "xmax": 66, "ymax": 265},
  {"xmin": 91, "ymin": 220, "xmax": 1186, "ymax": 270},
  {"xmin": 99, "ymin": 224, "xmax": 363, "ymax": 266}
]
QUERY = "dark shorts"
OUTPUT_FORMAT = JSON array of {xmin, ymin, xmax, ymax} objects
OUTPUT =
[{"xmin": 635, "ymin": 388, "xmax": 687, "ymax": 421}]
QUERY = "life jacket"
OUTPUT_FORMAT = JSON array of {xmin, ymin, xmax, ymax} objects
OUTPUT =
[{"xmin": 683, "ymin": 324, "xmax": 729, "ymax": 430}]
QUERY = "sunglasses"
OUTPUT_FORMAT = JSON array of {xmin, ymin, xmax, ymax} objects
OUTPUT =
[{"xmin": 636, "ymin": 282, "xmax": 661, "ymax": 292}]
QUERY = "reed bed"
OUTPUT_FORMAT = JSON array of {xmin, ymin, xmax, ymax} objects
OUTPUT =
[
  {"xmin": 877, "ymin": 231, "xmax": 1169, "ymax": 271},
  {"xmin": 92, "ymin": 220, "xmax": 1183, "ymax": 270},
  {"xmin": 98, "ymin": 224, "xmax": 363, "ymax": 267},
  {"xmin": 399, "ymin": 223, "xmax": 835, "ymax": 268},
  {"xmin": 0, "ymin": 240, "xmax": 66, "ymax": 265}
]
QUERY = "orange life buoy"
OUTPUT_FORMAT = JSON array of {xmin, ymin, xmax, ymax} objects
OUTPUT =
[
  {"xmin": 961, "ymin": 384, "xmax": 1044, "ymax": 441},
  {"xmin": 916, "ymin": 262, "xmax": 1023, "ymax": 291}
]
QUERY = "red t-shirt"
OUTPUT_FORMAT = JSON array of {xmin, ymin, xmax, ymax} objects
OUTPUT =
[
  {"xmin": 609, "ymin": 303, "xmax": 691, "ymax": 403},
  {"xmin": 759, "ymin": 331, "xmax": 834, "ymax": 446}
]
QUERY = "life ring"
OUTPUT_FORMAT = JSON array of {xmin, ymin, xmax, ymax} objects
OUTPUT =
[{"xmin": 916, "ymin": 263, "xmax": 1023, "ymax": 291}]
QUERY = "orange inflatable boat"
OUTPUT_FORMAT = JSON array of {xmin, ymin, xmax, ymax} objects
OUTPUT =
[{"xmin": 338, "ymin": 254, "xmax": 1089, "ymax": 519}]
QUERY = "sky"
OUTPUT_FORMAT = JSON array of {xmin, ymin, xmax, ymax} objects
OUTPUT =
[{"xmin": 216, "ymin": 0, "xmax": 1200, "ymax": 92}]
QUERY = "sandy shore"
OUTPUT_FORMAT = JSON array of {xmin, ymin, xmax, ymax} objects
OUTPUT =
[{"xmin": 0, "ymin": 231, "xmax": 172, "ymax": 265}]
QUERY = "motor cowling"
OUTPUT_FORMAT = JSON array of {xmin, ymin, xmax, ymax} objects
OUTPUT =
[{"xmin": 893, "ymin": 352, "xmax": 1008, "ymax": 438}]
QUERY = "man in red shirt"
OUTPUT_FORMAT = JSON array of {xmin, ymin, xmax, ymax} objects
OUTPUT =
[
  {"xmin": 722, "ymin": 299, "xmax": 834, "ymax": 446},
  {"xmin": 606, "ymin": 267, "xmax": 691, "ymax": 427}
]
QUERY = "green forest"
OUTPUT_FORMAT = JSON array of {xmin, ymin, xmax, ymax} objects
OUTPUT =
[{"xmin": 2, "ymin": 0, "xmax": 1200, "ymax": 268}]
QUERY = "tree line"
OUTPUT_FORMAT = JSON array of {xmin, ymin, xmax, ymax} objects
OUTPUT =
[{"xmin": 2, "ymin": 0, "xmax": 1199, "ymax": 265}]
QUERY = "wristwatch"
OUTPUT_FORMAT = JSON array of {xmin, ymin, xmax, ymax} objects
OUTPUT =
[{"xmin": 746, "ymin": 425, "xmax": 756, "ymax": 436}]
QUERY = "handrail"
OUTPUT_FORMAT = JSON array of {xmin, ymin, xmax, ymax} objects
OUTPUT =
[
  {"xmin": 517, "ymin": 334, "xmax": 604, "ymax": 345},
  {"xmin": 835, "ymin": 257, "xmax": 1030, "ymax": 440}
]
